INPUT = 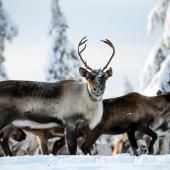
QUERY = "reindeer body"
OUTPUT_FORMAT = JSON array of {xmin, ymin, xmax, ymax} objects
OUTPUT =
[{"xmin": 102, "ymin": 93, "xmax": 169, "ymax": 128}]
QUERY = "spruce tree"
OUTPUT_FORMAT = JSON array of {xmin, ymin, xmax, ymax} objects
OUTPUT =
[
  {"xmin": 140, "ymin": 0, "xmax": 170, "ymax": 90},
  {"xmin": 45, "ymin": 0, "xmax": 81, "ymax": 81},
  {"xmin": 0, "ymin": 0, "xmax": 18, "ymax": 80}
]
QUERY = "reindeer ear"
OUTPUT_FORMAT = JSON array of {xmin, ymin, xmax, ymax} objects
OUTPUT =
[
  {"xmin": 105, "ymin": 67, "xmax": 112, "ymax": 78},
  {"xmin": 79, "ymin": 67, "xmax": 89, "ymax": 78}
]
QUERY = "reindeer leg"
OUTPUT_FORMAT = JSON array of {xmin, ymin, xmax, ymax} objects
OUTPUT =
[
  {"xmin": 81, "ymin": 134, "xmax": 100, "ymax": 155},
  {"xmin": 127, "ymin": 131, "xmax": 139, "ymax": 156},
  {"xmin": 65, "ymin": 120, "xmax": 77, "ymax": 155},
  {"xmin": 81, "ymin": 126, "xmax": 102, "ymax": 155},
  {"xmin": 52, "ymin": 137, "xmax": 65, "ymax": 155},
  {"xmin": 0, "ymin": 113, "xmax": 19, "ymax": 155},
  {"xmin": 37, "ymin": 134, "xmax": 49, "ymax": 155},
  {"xmin": 0, "ymin": 124, "xmax": 14, "ymax": 156},
  {"xmin": 141, "ymin": 127, "xmax": 157, "ymax": 154},
  {"xmin": 0, "ymin": 137, "xmax": 13, "ymax": 156}
]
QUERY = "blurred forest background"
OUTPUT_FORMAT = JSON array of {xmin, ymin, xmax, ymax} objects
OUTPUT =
[
  {"xmin": 0, "ymin": 0, "xmax": 170, "ymax": 155},
  {"xmin": 2, "ymin": 0, "xmax": 164, "ymax": 98}
]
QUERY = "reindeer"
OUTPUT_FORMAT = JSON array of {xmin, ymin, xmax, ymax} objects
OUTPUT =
[
  {"xmin": 0, "ymin": 37, "xmax": 114, "ymax": 155},
  {"xmin": 51, "ymin": 91, "xmax": 170, "ymax": 156},
  {"xmin": 81, "ymin": 92, "xmax": 170, "ymax": 155}
]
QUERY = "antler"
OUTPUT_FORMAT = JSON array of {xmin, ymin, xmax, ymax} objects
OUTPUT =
[
  {"xmin": 101, "ymin": 39, "xmax": 115, "ymax": 71},
  {"xmin": 78, "ymin": 37, "xmax": 93, "ymax": 71}
]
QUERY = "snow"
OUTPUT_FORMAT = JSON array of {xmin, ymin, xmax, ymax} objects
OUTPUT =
[
  {"xmin": 142, "ymin": 56, "xmax": 170, "ymax": 95},
  {"xmin": 0, "ymin": 154, "xmax": 170, "ymax": 170}
]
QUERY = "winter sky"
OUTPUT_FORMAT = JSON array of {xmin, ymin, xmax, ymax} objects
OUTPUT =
[{"xmin": 3, "ymin": 0, "xmax": 159, "ymax": 98}]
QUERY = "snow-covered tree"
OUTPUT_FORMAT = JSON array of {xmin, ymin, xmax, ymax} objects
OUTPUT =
[
  {"xmin": 0, "ymin": 0, "xmax": 18, "ymax": 80},
  {"xmin": 45, "ymin": 0, "xmax": 81, "ymax": 81},
  {"xmin": 140, "ymin": 0, "xmax": 170, "ymax": 90},
  {"xmin": 140, "ymin": 0, "xmax": 170, "ymax": 155},
  {"xmin": 143, "ymin": 57, "xmax": 170, "ymax": 95},
  {"xmin": 147, "ymin": 0, "xmax": 169, "ymax": 33}
]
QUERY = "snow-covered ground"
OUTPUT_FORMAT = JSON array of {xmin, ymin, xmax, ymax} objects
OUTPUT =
[{"xmin": 0, "ymin": 154, "xmax": 170, "ymax": 170}]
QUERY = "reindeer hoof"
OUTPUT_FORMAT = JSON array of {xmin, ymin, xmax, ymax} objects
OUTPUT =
[
  {"xmin": 133, "ymin": 150, "xmax": 139, "ymax": 156},
  {"xmin": 81, "ymin": 145, "xmax": 92, "ymax": 155},
  {"xmin": 148, "ymin": 147, "xmax": 154, "ymax": 154},
  {"xmin": 134, "ymin": 147, "xmax": 147, "ymax": 156}
]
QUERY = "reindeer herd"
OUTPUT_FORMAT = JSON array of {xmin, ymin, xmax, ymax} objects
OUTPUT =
[{"xmin": 0, "ymin": 37, "xmax": 170, "ymax": 157}]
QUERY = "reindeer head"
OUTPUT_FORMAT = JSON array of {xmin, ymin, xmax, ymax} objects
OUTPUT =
[{"xmin": 78, "ymin": 37, "xmax": 115, "ymax": 99}]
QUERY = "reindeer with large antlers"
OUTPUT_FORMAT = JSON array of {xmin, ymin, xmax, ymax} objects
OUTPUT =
[{"xmin": 0, "ymin": 37, "xmax": 115, "ymax": 155}]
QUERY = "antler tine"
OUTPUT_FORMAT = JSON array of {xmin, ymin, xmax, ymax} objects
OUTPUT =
[
  {"xmin": 78, "ymin": 37, "xmax": 93, "ymax": 71},
  {"xmin": 101, "ymin": 39, "xmax": 115, "ymax": 71}
]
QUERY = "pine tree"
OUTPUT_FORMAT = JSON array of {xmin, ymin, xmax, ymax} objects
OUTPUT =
[
  {"xmin": 45, "ymin": 0, "xmax": 81, "ymax": 82},
  {"xmin": 0, "ymin": 0, "xmax": 18, "ymax": 80},
  {"xmin": 140, "ymin": 0, "xmax": 170, "ymax": 90}
]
